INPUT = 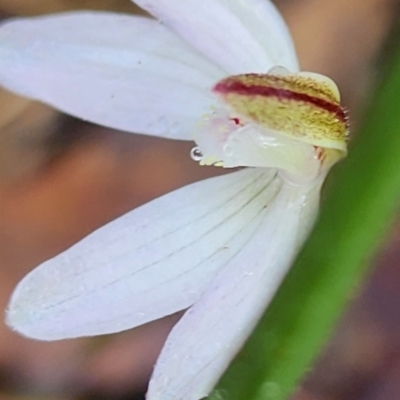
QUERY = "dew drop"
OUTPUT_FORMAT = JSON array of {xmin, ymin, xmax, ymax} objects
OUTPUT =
[
  {"xmin": 267, "ymin": 65, "xmax": 290, "ymax": 76},
  {"xmin": 190, "ymin": 146, "xmax": 203, "ymax": 161},
  {"xmin": 223, "ymin": 144, "xmax": 234, "ymax": 156}
]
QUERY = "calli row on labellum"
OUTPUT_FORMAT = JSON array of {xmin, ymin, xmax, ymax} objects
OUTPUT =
[{"xmin": 0, "ymin": 1, "xmax": 349, "ymax": 399}]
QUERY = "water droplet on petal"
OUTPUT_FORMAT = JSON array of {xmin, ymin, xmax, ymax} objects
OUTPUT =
[
  {"xmin": 223, "ymin": 144, "xmax": 234, "ymax": 156},
  {"xmin": 267, "ymin": 65, "xmax": 290, "ymax": 76},
  {"xmin": 190, "ymin": 146, "xmax": 203, "ymax": 161}
]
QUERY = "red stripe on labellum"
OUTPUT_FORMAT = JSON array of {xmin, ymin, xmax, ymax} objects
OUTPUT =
[{"xmin": 214, "ymin": 80, "xmax": 348, "ymax": 126}]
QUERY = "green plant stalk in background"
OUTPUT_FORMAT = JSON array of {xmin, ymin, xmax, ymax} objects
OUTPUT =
[{"xmin": 215, "ymin": 46, "xmax": 400, "ymax": 400}]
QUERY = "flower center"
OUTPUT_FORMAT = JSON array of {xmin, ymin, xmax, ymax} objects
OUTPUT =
[
  {"xmin": 214, "ymin": 71, "xmax": 348, "ymax": 152},
  {"xmin": 191, "ymin": 69, "xmax": 348, "ymax": 183}
]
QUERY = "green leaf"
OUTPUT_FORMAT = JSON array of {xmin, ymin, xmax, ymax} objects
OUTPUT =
[{"xmin": 215, "ymin": 47, "xmax": 400, "ymax": 400}]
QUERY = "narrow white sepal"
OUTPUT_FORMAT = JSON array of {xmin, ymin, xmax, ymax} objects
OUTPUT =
[
  {"xmin": 147, "ymin": 178, "xmax": 321, "ymax": 400},
  {"xmin": 0, "ymin": 12, "xmax": 224, "ymax": 139},
  {"xmin": 6, "ymin": 169, "xmax": 279, "ymax": 341},
  {"xmin": 133, "ymin": 0, "xmax": 299, "ymax": 74}
]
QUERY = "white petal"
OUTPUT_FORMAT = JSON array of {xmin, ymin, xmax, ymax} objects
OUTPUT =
[
  {"xmin": 134, "ymin": 0, "xmax": 299, "ymax": 74},
  {"xmin": 0, "ymin": 12, "xmax": 225, "ymax": 140},
  {"xmin": 6, "ymin": 168, "xmax": 280, "ymax": 341},
  {"xmin": 147, "ymin": 179, "xmax": 321, "ymax": 400}
]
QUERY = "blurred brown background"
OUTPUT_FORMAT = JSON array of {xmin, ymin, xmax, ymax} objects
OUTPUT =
[{"xmin": 0, "ymin": 0, "xmax": 400, "ymax": 399}]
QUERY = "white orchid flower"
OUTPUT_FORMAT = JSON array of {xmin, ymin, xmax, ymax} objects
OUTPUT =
[{"xmin": 0, "ymin": 1, "xmax": 348, "ymax": 399}]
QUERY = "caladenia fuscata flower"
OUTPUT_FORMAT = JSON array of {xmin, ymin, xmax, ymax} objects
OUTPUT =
[{"xmin": 0, "ymin": 1, "xmax": 349, "ymax": 399}]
